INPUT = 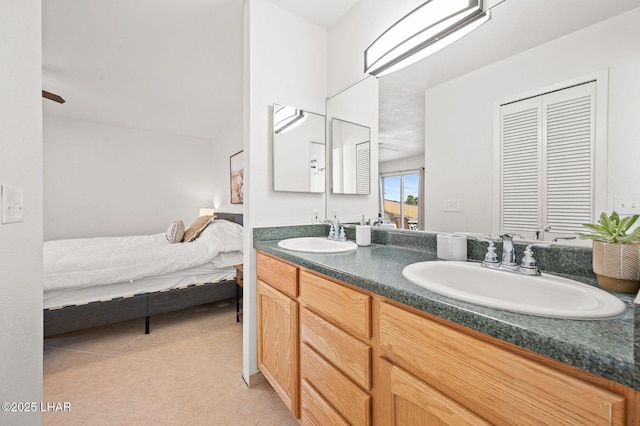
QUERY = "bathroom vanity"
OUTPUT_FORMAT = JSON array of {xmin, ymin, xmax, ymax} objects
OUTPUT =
[{"xmin": 254, "ymin": 228, "xmax": 640, "ymax": 425}]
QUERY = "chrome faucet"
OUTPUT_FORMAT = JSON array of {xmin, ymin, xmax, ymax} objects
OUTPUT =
[
  {"xmin": 500, "ymin": 234, "xmax": 518, "ymax": 270},
  {"xmin": 325, "ymin": 220, "xmax": 346, "ymax": 242},
  {"xmin": 472, "ymin": 234, "xmax": 550, "ymax": 276}
]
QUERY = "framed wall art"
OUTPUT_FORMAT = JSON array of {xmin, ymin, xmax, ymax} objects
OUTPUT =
[{"xmin": 230, "ymin": 150, "xmax": 244, "ymax": 204}]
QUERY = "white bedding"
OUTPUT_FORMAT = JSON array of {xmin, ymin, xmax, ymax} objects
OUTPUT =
[
  {"xmin": 43, "ymin": 263, "xmax": 237, "ymax": 309},
  {"xmin": 44, "ymin": 219, "xmax": 243, "ymax": 292}
]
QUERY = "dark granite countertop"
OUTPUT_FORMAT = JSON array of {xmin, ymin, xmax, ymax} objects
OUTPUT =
[{"xmin": 254, "ymin": 225, "xmax": 636, "ymax": 389}]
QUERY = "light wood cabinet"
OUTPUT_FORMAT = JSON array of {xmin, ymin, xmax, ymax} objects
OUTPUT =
[
  {"xmin": 256, "ymin": 252, "xmax": 299, "ymax": 418},
  {"xmin": 378, "ymin": 301, "xmax": 626, "ymax": 425},
  {"xmin": 256, "ymin": 251, "xmax": 637, "ymax": 425},
  {"xmin": 299, "ymin": 270, "xmax": 371, "ymax": 341},
  {"xmin": 299, "ymin": 270, "xmax": 373, "ymax": 425},
  {"xmin": 379, "ymin": 358, "xmax": 491, "ymax": 425},
  {"xmin": 300, "ymin": 307, "xmax": 371, "ymax": 391}
]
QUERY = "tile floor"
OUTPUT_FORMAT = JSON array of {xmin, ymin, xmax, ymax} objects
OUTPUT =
[{"xmin": 43, "ymin": 300, "xmax": 298, "ymax": 425}]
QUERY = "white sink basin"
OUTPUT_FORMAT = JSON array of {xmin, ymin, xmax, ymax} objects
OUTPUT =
[
  {"xmin": 402, "ymin": 261, "xmax": 626, "ymax": 319},
  {"xmin": 278, "ymin": 237, "xmax": 357, "ymax": 254}
]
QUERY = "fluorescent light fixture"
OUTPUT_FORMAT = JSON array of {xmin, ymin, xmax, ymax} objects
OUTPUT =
[
  {"xmin": 365, "ymin": 0, "xmax": 490, "ymax": 77},
  {"xmin": 274, "ymin": 104, "xmax": 307, "ymax": 134}
]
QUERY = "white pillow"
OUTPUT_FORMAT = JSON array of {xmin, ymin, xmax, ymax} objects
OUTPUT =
[{"xmin": 166, "ymin": 220, "xmax": 185, "ymax": 243}]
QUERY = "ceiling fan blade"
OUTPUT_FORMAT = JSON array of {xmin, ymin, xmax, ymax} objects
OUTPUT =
[{"xmin": 42, "ymin": 90, "xmax": 65, "ymax": 104}]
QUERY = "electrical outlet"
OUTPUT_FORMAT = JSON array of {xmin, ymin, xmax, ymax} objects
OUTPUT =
[
  {"xmin": 614, "ymin": 196, "xmax": 640, "ymax": 215},
  {"xmin": 331, "ymin": 210, "xmax": 338, "ymax": 221},
  {"xmin": 444, "ymin": 198, "xmax": 461, "ymax": 212},
  {"xmin": 312, "ymin": 210, "xmax": 320, "ymax": 223},
  {"xmin": 1, "ymin": 185, "xmax": 24, "ymax": 224}
]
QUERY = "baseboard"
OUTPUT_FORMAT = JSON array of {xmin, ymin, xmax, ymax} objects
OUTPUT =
[{"xmin": 243, "ymin": 371, "xmax": 267, "ymax": 388}]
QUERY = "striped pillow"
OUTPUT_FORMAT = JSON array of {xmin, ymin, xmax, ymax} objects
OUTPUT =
[{"xmin": 183, "ymin": 216, "xmax": 214, "ymax": 242}]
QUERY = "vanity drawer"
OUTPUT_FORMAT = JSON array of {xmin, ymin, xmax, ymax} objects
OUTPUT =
[
  {"xmin": 256, "ymin": 252, "xmax": 298, "ymax": 298},
  {"xmin": 299, "ymin": 270, "xmax": 371, "ymax": 341},
  {"xmin": 378, "ymin": 301, "xmax": 625, "ymax": 425},
  {"xmin": 301, "ymin": 343, "xmax": 371, "ymax": 426},
  {"xmin": 301, "ymin": 307, "xmax": 372, "ymax": 391},
  {"xmin": 301, "ymin": 379, "xmax": 349, "ymax": 426}
]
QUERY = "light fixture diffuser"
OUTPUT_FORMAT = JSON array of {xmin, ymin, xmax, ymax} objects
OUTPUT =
[
  {"xmin": 365, "ymin": 0, "xmax": 490, "ymax": 77},
  {"xmin": 274, "ymin": 104, "xmax": 307, "ymax": 134}
]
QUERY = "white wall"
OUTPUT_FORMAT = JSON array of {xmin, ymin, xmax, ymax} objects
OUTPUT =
[
  {"xmin": 424, "ymin": 8, "xmax": 640, "ymax": 233},
  {"xmin": 43, "ymin": 116, "xmax": 215, "ymax": 240},
  {"xmin": 243, "ymin": 0, "xmax": 328, "ymax": 382},
  {"xmin": 0, "ymin": 1, "xmax": 44, "ymax": 424},
  {"xmin": 211, "ymin": 113, "xmax": 243, "ymax": 214}
]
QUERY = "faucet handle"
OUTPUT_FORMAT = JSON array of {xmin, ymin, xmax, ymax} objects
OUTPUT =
[
  {"xmin": 469, "ymin": 235, "xmax": 495, "ymax": 245},
  {"xmin": 519, "ymin": 243, "xmax": 551, "ymax": 275},
  {"xmin": 468, "ymin": 236, "xmax": 500, "ymax": 267}
]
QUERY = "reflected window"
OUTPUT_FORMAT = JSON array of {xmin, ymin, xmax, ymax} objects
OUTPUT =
[{"xmin": 380, "ymin": 169, "xmax": 424, "ymax": 230}]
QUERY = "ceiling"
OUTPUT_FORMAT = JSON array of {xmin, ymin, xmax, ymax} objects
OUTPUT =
[
  {"xmin": 377, "ymin": 0, "xmax": 640, "ymax": 162},
  {"xmin": 42, "ymin": 0, "xmax": 640, "ymax": 150},
  {"xmin": 41, "ymin": 0, "xmax": 354, "ymax": 141},
  {"xmin": 269, "ymin": 0, "xmax": 359, "ymax": 28},
  {"xmin": 42, "ymin": 0, "xmax": 244, "ymax": 140}
]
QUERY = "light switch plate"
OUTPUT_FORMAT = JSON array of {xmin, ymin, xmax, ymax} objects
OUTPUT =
[
  {"xmin": 444, "ymin": 198, "xmax": 461, "ymax": 212},
  {"xmin": 614, "ymin": 196, "xmax": 640, "ymax": 215},
  {"xmin": 1, "ymin": 185, "xmax": 24, "ymax": 224}
]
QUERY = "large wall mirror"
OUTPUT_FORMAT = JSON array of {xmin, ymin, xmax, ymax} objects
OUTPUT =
[
  {"xmin": 326, "ymin": 76, "xmax": 379, "ymax": 223},
  {"xmin": 272, "ymin": 103, "xmax": 326, "ymax": 193},
  {"xmin": 330, "ymin": 118, "xmax": 371, "ymax": 195},
  {"xmin": 353, "ymin": 4, "xmax": 640, "ymax": 242}
]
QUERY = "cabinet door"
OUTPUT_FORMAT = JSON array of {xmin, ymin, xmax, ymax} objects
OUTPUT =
[
  {"xmin": 379, "ymin": 359, "xmax": 491, "ymax": 426},
  {"xmin": 379, "ymin": 301, "xmax": 626, "ymax": 425},
  {"xmin": 257, "ymin": 279, "xmax": 299, "ymax": 418}
]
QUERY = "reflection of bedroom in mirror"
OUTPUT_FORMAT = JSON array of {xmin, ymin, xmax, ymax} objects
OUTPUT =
[
  {"xmin": 272, "ymin": 103, "xmax": 326, "ymax": 193},
  {"xmin": 331, "ymin": 118, "xmax": 371, "ymax": 195}
]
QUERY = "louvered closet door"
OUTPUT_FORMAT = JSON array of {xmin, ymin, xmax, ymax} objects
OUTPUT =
[
  {"xmin": 500, "ymin": 82, "xmax": 595, "ymax": 240},
  {"xmin": 500, "ymin": 97, "xmax": 542, "ymax": 238},
  {"xmin": 356, "ymin": 141, "xmax": 371, "ymax": 194},
  {"xmin": 542, "ymin": 82, "xmax": 595, "ymax": 238}
]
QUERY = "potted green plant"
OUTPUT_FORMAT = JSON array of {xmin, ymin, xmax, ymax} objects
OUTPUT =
[{"xmin": 579, "ymin": 211, "xmax": 640, "ymax": 293}]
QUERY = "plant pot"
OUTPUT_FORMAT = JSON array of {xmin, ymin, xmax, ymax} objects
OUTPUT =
[{"xmin": 592, "ymin": 240, "xmax": 640, "ymax": 293}]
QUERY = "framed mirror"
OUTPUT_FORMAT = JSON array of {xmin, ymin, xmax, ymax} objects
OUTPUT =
[
  {"xmin": 330, "ymin": 118, "xmax": 371, "ymax": 195},
  {"xmin": 272, "ymin": 103, "xmax": 326, "ymax": 193}
]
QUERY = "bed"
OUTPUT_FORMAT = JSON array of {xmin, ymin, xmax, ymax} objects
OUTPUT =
[{"xmin": 43, "ymin": 213, "xmax": 243, "ymax": 337}]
